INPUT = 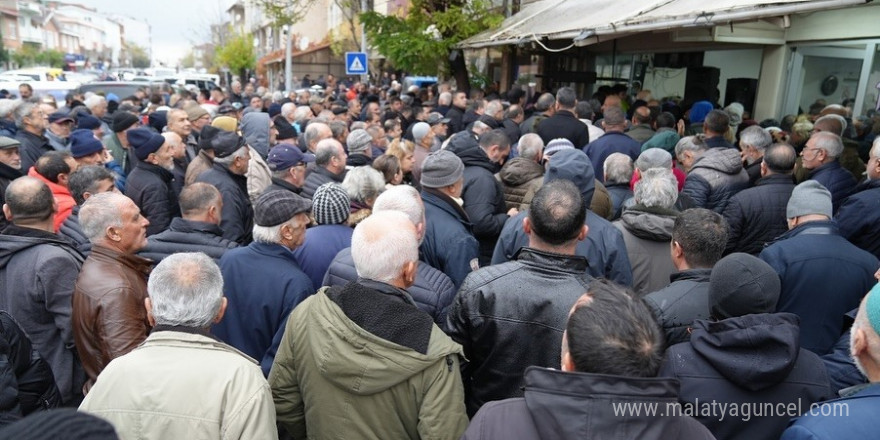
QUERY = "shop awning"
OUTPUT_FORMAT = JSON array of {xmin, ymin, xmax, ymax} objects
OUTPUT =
[{"xmin": 459, "ymin": 0, "xmax": 869, "ymax": 49}]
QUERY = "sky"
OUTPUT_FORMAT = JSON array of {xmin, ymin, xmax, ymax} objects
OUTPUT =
[{"xmin": 73, "ymin": 0, "xmax": 234, "ymax": 66}]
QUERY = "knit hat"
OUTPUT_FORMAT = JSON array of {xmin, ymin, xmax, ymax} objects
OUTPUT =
[
  {"xmin": 268, "ymin": 143, "xmax": 314, "ymax": 171},
  {"xmin": 69, "ymin": 129, "xmax": 104, "ymax": 158},
  {"xmin": 544, "ymin": 138, "xmax": 575, "ymax": 158},
  {"xmin": 211, "ymin": 116, "xmax": 238, "ymax": 132},
  {"xmin": 76, "ymin": 114, "xmax": 101, "ymax": 130},
  {"xmin": 347, "ymin": 129, "xmax": 372, "ymax": 153},
  {"xmin": 709, "ymin": 253, "xmax": 781, "ymax": 320},
  {"xmin": 273, "ymin": 115, "xmax": 296, "ymax": 141},
  {"xmin": 412, "ymin": 122, "xmax": 431, "ymax": 142},
  {"xmin": 111, "ymin": 111, "xmax": 139, "ymax": 132},
  {"xmin": 254, "ymin": 189, "xmax": 312, "ymax": 226},
  {"xmin": 210, "ymin": 131, "xmax": 247, "ymax": 159},
  {"xmin": 865, "ymin": 282, "xmax": 880, "ymax": 335},
  {"xmin": 105, "ymin": 93, "xmax": 119, "ymax": 103},
  {"xmin": 268, "ymin": 103, "xmax": 282, "ymax": 118},
  {"xmin": 185, "ymin": 104, "xmax": 209, "ymax": 122},
  {"xmin": 198, "ymin": 125, "xmax": 222, "ymax": 152},
  {"xmin": 544, "ymin": 148, "xmax": 596, "ymax": 203},
  {"xmin": 148, "ymin": 111, "xmax": 168, "ymax": 133},
  {"xmin": 420, "ymin": 150, "xmax": 464, "ymax": 188},
  {"xmin": 48, "ymin": 111, "xmax": 74, "ymax": 124},
  {"xmin": 312, "ymin": 182, "xmax": 350, "ymax": 225},
  {"xmin": 127, "ymin": 127, "xmax": 165, "ymax": 160},
  {"xmin": 786, "ymin": 180, "xmax": 832, "ymax": 219},
  {"xmin": 0, "ymin": 408, "xmax": 119, "ymax": 439}
]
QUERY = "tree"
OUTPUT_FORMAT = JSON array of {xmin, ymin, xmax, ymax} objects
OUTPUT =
[
  {"xmin": 127, "ymin": 41, "xmax": 151, "ymax": 68},
  {"xmin": 35, "ymin": 49, "xmax": 64, "ymax": 68},
  {"xmin": 361, "ymin": 0, "xmax": 503, "ymax": 92},
  {"xmin": 180, "ymin": 50, "xmax": 196, "ymax": 69},
  {"xmin": 215, "ymin": 30, "xmax": 256, "ymax": 83},
  {"xmin": 251, "ymin": 0, "xmax": 316, "ymax": 27}
]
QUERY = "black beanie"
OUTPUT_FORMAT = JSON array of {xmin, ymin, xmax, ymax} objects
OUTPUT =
[{"xmin": 709, "ymin": 253, "xmax": 781, "ymax": 320}]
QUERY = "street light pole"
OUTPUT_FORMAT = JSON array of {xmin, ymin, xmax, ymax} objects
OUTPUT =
[
  {"xmin": 360, "ymin": 0, "xmax": 368, "ymax": 84},
  {"xmin": 285, "ymin": 25, "xmax": 293, "ymax": 93}
]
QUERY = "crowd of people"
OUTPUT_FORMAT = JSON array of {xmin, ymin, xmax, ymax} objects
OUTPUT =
[{"xmin": 0, "ymin": 74, "xmax": 875, "ymax": 439}]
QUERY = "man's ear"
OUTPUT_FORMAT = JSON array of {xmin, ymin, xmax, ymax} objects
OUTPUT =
[
  {"xmin": 577, "ymin": 225, "xmax": 588, "ymax": 241},
  {"xmin": 144, "ymin": 298, "xmax": 156, "ymax": 327},
  {"xmin": 522, "ymin": 216, "xmax": 531, "ymax": 235},
  {"xmin": 2, "ymin": 204, "xmax": 10, "ymax": 221},
  {"xmin": 213, "ymin": 297, "xmax": 228, "ymax": 325}
]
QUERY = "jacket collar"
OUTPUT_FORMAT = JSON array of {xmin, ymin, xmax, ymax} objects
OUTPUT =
[
  {"xmin": 0, "ymin": 162, "xmax": 21, "ymax": 180},
  {"xmin": 808, "ymin": 160, "xmax": 843, "ymax": 177},
  {"xmin": 27, "ymin": 167, "xmax": 71, "ymax": 196},
  {"xmin": 357, "ymin": 278, "xmax": 417, "ymax": 307},
  {"xmin": 514, "ymin": 247, "xmax": 588, "ymax": 274},
  {"xmin": 270, "ymin": 177, "xmax": 302, "ymax": 194},
  {"xmin": 19, "ymin": 129, "xmax": 47, "ymax": 142},
  {"xmin": 91, "ymin": 244, "xmax": 153, "ymax": 277},
  {"xmin": 211, "ymin": 162, "xmax": 247, "ymax": 185},
  {"xmin": 247, "ymin": 241, "xmax": 298, "ymax": 262},
  {"xmin": 755, "ymin": 173, "xmax": 795, "ymax": 186},
  {"xmin": 422, "ymin": 188, "xmax": 472, "ymax": 225},
  {"xmin": 135, "ymin": 161, "xmax": 174, "ymax": 181},
  {"xmin": 2, "ymin": 224, "xmax": 65, "ymax": 242},
  {"xmin": 776, "ymin": 219, "xmax": 837, "ymax": 241},
  {"xmin": 670, "ymin": 268, "xmax": 712, "ymax": 283},
  {"xmin": 853, "ymin": 177, "xmax": 880, "ymax": 194},
  {"xmin": 311, "ymin": 165, "xmax": 345, "ymax": 182},
  {"xmin": 168, "ymin": 217, "xmax": 224, "ymax": 236}
]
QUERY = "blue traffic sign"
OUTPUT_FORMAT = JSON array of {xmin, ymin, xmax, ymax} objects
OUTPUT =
[{"xmin": 345, "ymin": 52, "xmax": 368, "ymax": 75}]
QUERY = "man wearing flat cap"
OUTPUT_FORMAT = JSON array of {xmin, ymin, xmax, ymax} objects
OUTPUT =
[
  {"xmin": 196, "ymin": 131, "xmax": 253, "ymax": 244},
  {"xmin": 213, "ymin": 189, "xmax": 314, "ymax": 376},
  {"xmin": 124, "ymin": 128, "xmax": 179, "ymax": 236},
  {"xmin": 264, "ymin": 143, "xmax": 314, "ymax": 195},
  {"xmin": 760, "ymin": 180, "xmax": 879, "ymax": 355},
  {"xmin": 0, "ymin": 136, "xmax": 22, "ymax": 229},
  {"xmin": 45, "ymin": 111, "xmax": 74, "ymax": 151}
]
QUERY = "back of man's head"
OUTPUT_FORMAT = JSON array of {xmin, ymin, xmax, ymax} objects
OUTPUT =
[
  {"xmin": 739, "ymin": 125, "xmax": 772, "ymax": 152},
  {"xmin": 5, "ymin": 176, "xmax": 54, "ymax": 223},
  {"xmin": 555, "ymin": 87, "xmax": 576, "ymax": 109},
  {"xmin": 314, "ymin": 138, "xmax": 341, "ymax": 167},
  {"xmin": 517, "ymin": 133, "xmax": 544, "ymax": 162},
  {"xmin": 763, "ymin": 143, "xmax": 796, "ymax": 174},
  {"xmin": 478, "ymin": 129, "xmax": 510, "ymax": 151},
  {"xmin": 656, "ymin": 111, "xmax": 676, "ymax": 129},
  {"xmin": 528, "ymin": 180, "xmax": 586, "ymax": 247},
  {"xmin": 147, "ymin": 252, "xmax": 224, "ymax": 328},
  {"xmin": 602, "ymin": 106, "xmax": 626, "ymax": 129},
  {"xmin": 69, "ymin": 165, "xmax": 113, "ymax": 205},
  {"xmin": 672, "ymin": 208, "xmax": 728, "ymax": 269},
  {"xmin": 179, "ymin": 182, "xmax": 221, "ymax": 219},
  {"xmin": 603, "ymin": 153, "xmax": 633, "ymax": 185},
  {"xmin": 575, "ymin": 101, "xmax": 593, "ymax": 120},
  {"xmin": 633, "ymin": 105, "xmax": 652, "ymax": 125},
  {"xmin": 635, "ymin": 148, "xmax": 673, "ymax": 172},
  {"xmin": 351, "ymin": 210, "xmax": 418, "ymax": 284},
  {"xmin": 373, "ymin": 185, "xmax": 425, "ymax": 229},
  {"xmin": 811, "ymin": 131, "xmax": 844, "ymax": 158},
  {"xmin": 634, "ymin": 168, "xmax": 677, "ymax": 210},
  {"xmin": 535, "ymin": 93, "xmax": 555, "ymax": 112},
  {"xmin": 564, "ymin": 279, "xmax": 664, "ymax": 377},
  {"xmin": 704, "ymin": 110, "xmax": 730, "ymax": 135},
  {"xmin": 814, "ymin": 114, "xmax": 846, "ymax": 136},
  {"xmin": 35, "ymin": 151, "xmax": 73, "ymax": 184}
]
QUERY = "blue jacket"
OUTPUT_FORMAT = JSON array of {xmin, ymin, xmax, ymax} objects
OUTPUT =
[
  {"xmin": 835, "ymin": 178, "xmax": 880, "ymax": 259},
  {"xmin": 492, "ymin": 209, "xmax": 633, "ymax": 286},
  {"xmin": 781, "ymin": 384, "xmax": 880, "ymax": 439},
  {"xmin": 322, "ymin": 247, "xmax": 456, "ymax": 330},
  {"xmin": 809, "ymin": 160, "xmax": 857, "ymax": 213},
  {"xmin": 820, "ymin": 308, "xmax": 867, "ymax": 396},
  {"xmin": 291, "ymin": 224, "xmax": 353, "ymax": 290},
  {"xmin": 583, "ymin": 132, "xmax": 640, "ymax": 183},
  {"xmin": 760, "ymin": 220, "xmax": 878, "ymax": 354},
  {"xmin": 213, "ymin": 242, "xmax": 315, "ymax": 376},
  {"xmin": 124, "ymin": 162, "xmax": 179, "ymax": 236},
  {"xmin": 195, "ymin": 163, "xmax": 253, "ymax": 245},
  {"xmin": 420, "ymin": 189, "xmax": 479, "ymax": 288}
]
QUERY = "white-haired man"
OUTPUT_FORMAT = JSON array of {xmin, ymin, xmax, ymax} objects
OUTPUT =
[
  {"xmin": 803, "ymin": 130, "xmax": 857, "ymax": 212},
  {"xmin": 270, "ymin": 211, "xmax": 468, "ymax": 439},
  {"xmin": 497, "ymin": 133, "xmax": 544, "ymax": 211},
  {"xmin": 213, "ymin": 190, "xmax": 313, "ymax": 376},
  {"xmin": 80, "ymin": 252, "xmax": 278, "ymax": 439}
]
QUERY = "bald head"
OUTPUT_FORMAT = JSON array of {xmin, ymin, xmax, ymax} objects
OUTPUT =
[
  {"xmin": 162, "ymin": 131, "xmax": 185, "ymax": 160},
  {"xmin": 4, "ymin": 176, "xmax": 55, "ymax": 225},
  {"xmin": 350, "ymin": 210, "xmax": 418, "ymax": 285}
]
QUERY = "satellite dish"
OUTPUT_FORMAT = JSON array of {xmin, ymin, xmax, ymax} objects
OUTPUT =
[{"xmin": 298, "ymin": 37, "xmax": 310, "ymax": 51}]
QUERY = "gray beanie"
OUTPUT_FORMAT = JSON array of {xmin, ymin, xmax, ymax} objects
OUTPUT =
[
  {"xmin": 544, "ymin": 138, "xmax": 575, "ymax": 158},
  {"xmin": 710, "ymin": 252, "xmax": 781, "ymax": 320},
  {"xmin": 420, "ymin": 150, "xmax": 464, "ymax": 188},
  {"xmin": 412, "ymin": 122, "xmax": 431, "ymax": 142},
  {"xmin": 787, "ymin": 180, "xmax": 832, "ymax": 219},
  {"xmin": 312, "ymin": 183, "xmax": 351, "ymax": 225},
  {"xmin": 347, "ymin": 129, "xmax": 373, "ymax": 153}
]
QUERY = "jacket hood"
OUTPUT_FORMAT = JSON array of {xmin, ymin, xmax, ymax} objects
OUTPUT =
[
  {"xmin": 305, "ymin": 289, "xmax": 462, "ymax": 395},
  {"xmin": 498, "ymin": 157, "xmax": 543, "ymax": 186},
  {"xmin": 690, "ymin": 313, "xmax": 800, "ymax": 391},
  {"xmin": 240, "ymin": 112, "xmax": 270, "ymax": 159},
  {"xmin": 446, "ymin": 132, "xmax": 498, "ymax": 173},
  {"xmin": 619, "ymin": 206, "xmax": 676, "ymax": 241},
  {"xmin": 544, "ymin": 149, "xmax": 595, "ymax": 203},
  {"xmin": 692, "ymin": 147, "xmax": 744, "ymax": 175}
]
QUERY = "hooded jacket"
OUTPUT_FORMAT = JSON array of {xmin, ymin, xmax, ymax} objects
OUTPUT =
[
  {"xmin": 0, "ymin": 225, "xmax": 84, "ymax": 405},
  {"xmin": 462, "ymin": 366, "xmax": 714, "ymax": 440},
  {"xmin": 682, "ymin": 147, "xmax": 749, "ymax": 213},
  {"xmin": 614, "ymin": 205, "xmax": 678, "ymax": 295},
  {"xmin": 497, "ymin": 157, "xmax": 543, "ymax": 211},
  {"xmin": 268, "ymin": 283, "xmax": 469, "ymax": 440},
  {"xmin": 27, "ymin": 168, "xmax": 75, "ymax": 233},
  {"xmin": 240, "ymin": 112, "xmax": 271, "ymax": 159},
  {"xmin": 644, "ymin": 269, "xmax": 712, "ymax": 346},
  {"xmin": 447, "ymin": 133, "xmax": 509, "ymax": 264},
  {"xmin": 660, "ymin": 314, "xmax": 832, "ymax": 440}
]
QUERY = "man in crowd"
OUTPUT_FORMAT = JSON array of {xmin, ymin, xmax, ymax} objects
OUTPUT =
[
  {"xmin": 644, "ymin": 208, "xmax": 727, "ymax": 346},
  {"xmin": 345, "ymin": 129, "xmax": 373, "ymax": 167},
  {"xmin": 103, "ymin": 111, "xmax": 140, "ymax": 175},
  {"xmin": 302, "ymin": 121, "xmax": 332, "ymax": 154},
  {"xmin": 448, "ymin": 180, "xmax": 591, "ymax": 416},
  {"xmin": 27, "ymin": 151, "xmax": 76, "ymax": 231},
  {"xmin": 603, "ymin": 153, "xmax": 634, "ymax": 220},
  {"xmin": 702, "ymin": 109, "xmax": 735, "ymax": 149},
  {"xmin": 195, "ymin": 131, "xmax": 253, "ymax": 244},
  {"xmin": 678, "ymin": 134, "xmax": 749, "ymax": 213},
  {"xmin": 739, "ymin": 125, "xmax": 773, "ymax": 185},
  {"xmin": 302, "ymin": 138, "xmax": 347, "ymax": 199},
  {"xmin": 723, "ymin": 143, "xmax": 796, "ymax": 255},
  {"xmin": 520, "ymin": 93, "xmax": 554, "ymax": 135},
  {"xmin": 269, "ymin": 211, "xmax": 468, "ymax": 439},
  {"xmin": 59, "ymin": 165, "xmax": 116, "ymax": 256},
  {"xmin": 497, "ymin": 133, "xmax": 544, "ymax": 211},
  {"xmin": 15, "ymin": 102, "xmax": 51, "ymax": 173},
  {"xmin": 584, "ymin": 106, "xmax": 640, "ymax": 182},
  {"xmin": 803, "ymin": 131, "xmax": 857, "ymax": 212},
  {"xmin": 536, "ymin": 87, "xmax": 588, "ymax": 148},
  {"xmin": 45, "ymin": 111, "xmax": 74, "ymax": 151},
  {"xmin": 184, "ymin": 125, "xmax": 221, "ymax": 186},
  {"xmin": 265, "ymin": 143, "xmax": 313, "ymax": 195},
  {"xmin": 72, "ymin": 192, "xmax": 152, "ymax": 391},
  {"xmin": 0, "ymin": 177, "xmax": 85, "ymax": 405},
  {"xmin": 125, "ymin": 128, "xmax": 179, "ymax": 236},
  {"xmin": 0, "ymin": 137, "xmax": 23, "ymax": 230},
  {"xmin": 760, "ymin": 180, "xmax": 878, "ymax": 354},
  {"xmin": 626, "ymin": 105, "xmax": 655, "ymax": 144},
  {"xmin": 462, "ymin": 280, "xmax": 713, "ymax": 439},
  {"xmin": 214, "ymin": 190, "xmax": 314, "ymax": 376},
  {"xmin": 79, "ymin": 253, "xmax": 278, "ymax": 439},
  {"xmin": 836, "ymin": 137, "xmax": 880, "ymax": 259},
  {"xmin": 446, "ymin": 91, "xmax": 468, "ymax": 135}
]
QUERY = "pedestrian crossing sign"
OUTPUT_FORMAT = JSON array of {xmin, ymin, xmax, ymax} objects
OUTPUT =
[{"xmin": 345, "ymin": 52, "xmax": 368, "ymax": 75}]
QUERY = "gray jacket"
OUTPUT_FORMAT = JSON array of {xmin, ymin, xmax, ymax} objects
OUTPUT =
[
  {"xmin": 613, "ymin": 206, "xmax": 677, "ymax": 295},
  {"xmin": 682, "ymin": 147, "xmax": 749, "ymax": 213}
]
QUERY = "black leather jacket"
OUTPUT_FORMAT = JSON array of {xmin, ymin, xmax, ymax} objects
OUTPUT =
[{"xmin": 446, "ymin": 247, "xmax": 592, "ymax": 416}]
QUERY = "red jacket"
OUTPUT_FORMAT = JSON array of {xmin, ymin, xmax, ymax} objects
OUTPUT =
[{"xmin": 27, "ymin": 167, "xmax": 75, "ymax": 232}]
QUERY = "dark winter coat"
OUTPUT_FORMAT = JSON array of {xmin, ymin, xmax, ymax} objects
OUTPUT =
[
  {"xmin": 291, "ymin": 224, "xmax": 353, "ymax": 290},
  {"xmin": 213, "ymin": 242, "xmax": 315, "ymax": 376},
  {"xmin": 626, "ymin": 123, "xmax": 656, "ymax": 144},
  {"xmin": 16, "ymin": 130, "xmax": 51, "ymax": 173},
  {"xmin": 446, "ymin": 105, "xmax": 466, "ymax": 135},
  {"xmin": 125, "ymin": 162, "xmax": 180, "ymax": 236},
  {"xmin": 462, "ymin": 366, "xmax": 714, "ymax": 440},
  {"xmin": 419, "ymin": 189, "xmax": 480, "ymax": 288},
  {"xmin": 322, "ymin": 247, "xmax": 456, "ymax": 331},
  {"xmin": 496, "ymin": 157, "xmax": 543, "ymax": 211},
  {"xmin": 644, "ymin": 269, "xmax": 712, "ymax": 346},
  {"xmin": 584, "ymin": 132, "xmax": 641, "ymax": 183},
  {"xmin": 722, "ymin": 173, "xmax": 794, "ymax": 255},
  {"xmin": 138, "ymin": 218, "xmax": 238, "ymax": 263},
  {"xmin": 301, "ymin": 166, "xmax": 345, "ymax": 199},
  {"xmin": 682, "ymin": 147, "xmax": 749, "ymax": 213},
  {"xmin": 835, "ymin": 178, "xmax": 880, "ymax": 259},
  {"xmin": 447, "ymin": 248, "xmax": 592, "ymax": 416},
  {"xmin": 536, "ymin": 110, "xmax": 589, "ymax": 148},
  {"xmin": 447, "ymin": 134, "xmax": 508, "ymax": 264},
  {"xmin": 0, "ymin": 163, "xmax": 22, "ymax": 231},
  {"xmin": 760, "ymin": 220, "xmax": 878, "ymax": 354},
  {"xmin": 606, "ymin": 182, "xmax": 633, "ymax": 220},
  {"xmin": 58, "ymin": 206, "xmax": 91, "ymax": 257},
  {"xmin": 0, "ymin": 311, "xmax": 62, "ymax": 426},
  {"xmin": 781, "ymin": 383, "xmax": 880, "ymax": 439},
  {"xmin": 808, "ymin": 160, "xmax": 856, "ymax": 213},
  {"xmin": 820, "ymin": 308, "xmax": 866, "ymax": 396},
  {"xmin": 660, "ymin": 313, "xmax": 832, "ymax": 440},
  {"xmin": 744, "ymin": 157, "xmax": 763, "ymax": 186},
  {"xmin": 195, "ymin": 163, "xmax": 253, "ymax": 245}
]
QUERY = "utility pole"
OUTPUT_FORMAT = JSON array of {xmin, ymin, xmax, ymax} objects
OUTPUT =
[
  {"xmin": 284, "ymin": 25, "xmax": 292, "ymax": 93},
  {"xmin": 360, "ymin": 0, "xmax": 368, "ymax": 84}
]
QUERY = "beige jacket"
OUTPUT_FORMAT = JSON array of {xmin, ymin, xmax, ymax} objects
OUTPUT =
[{"xmin": 80, "ymin": 329, "xmax": 278, "ymax": 440}]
